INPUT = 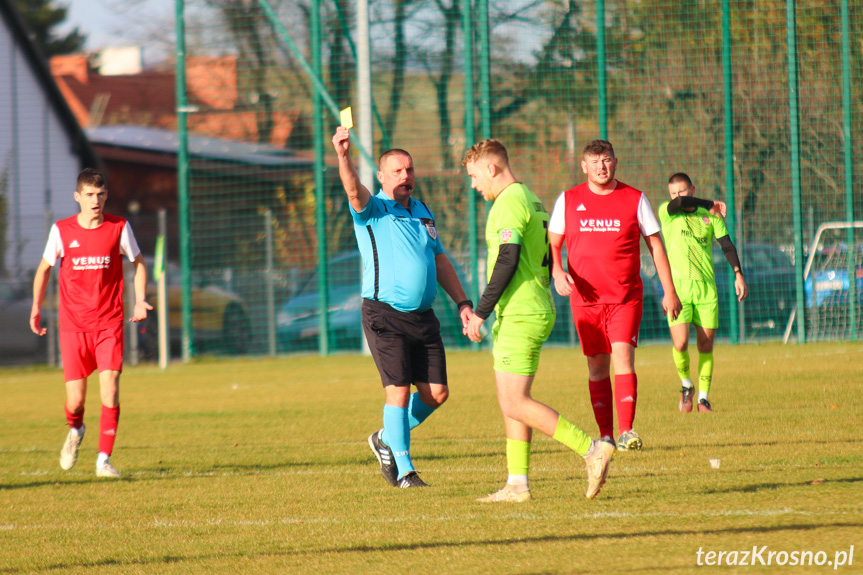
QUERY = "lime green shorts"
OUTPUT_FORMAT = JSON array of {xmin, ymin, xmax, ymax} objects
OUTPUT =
[
  {"xmin": 492, "ymin": 313, "xmax": 555, "ymax": 376},
  {"xmin": 668, "ymin": 278, "xmax": 719, "ymax": 329}
]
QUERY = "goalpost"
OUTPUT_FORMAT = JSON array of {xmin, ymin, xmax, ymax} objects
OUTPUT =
[{"xmin": 784, "ymin": 221, "xmax": 863, "ymax": 343}]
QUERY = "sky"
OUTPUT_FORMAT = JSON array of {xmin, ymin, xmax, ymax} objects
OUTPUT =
[
  {"xmin": 58, "ymin": 0, "xmax": 547, "ymax": 67},
  {"xmin": 60, "ymin": 0, "xmax": 175, "ymax": 64}
]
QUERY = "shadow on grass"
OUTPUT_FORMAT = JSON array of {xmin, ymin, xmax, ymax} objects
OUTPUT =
[
  {"xmin": 0, "ymin": 460, "xmax": 319, "ymax": 489},
  {"xmin": 648, "ymin": 439, "xmax": 814, "ymax": 452},
  {"xmin": 5, "ymin": 520, "xmax": 862, "ymax": 574},
  {"xmin": 210, "ymin": 460, "xmax": 315, "ymax": 472},
  {"xmin": 702, "ymin": 475, "xmax": 863, "ymax": 494},
  {"xmin": 0, "ymin": 477, "xmax": 123, "ymax": 490},
  {"xmin": 414, "ymin": 451, "xmax": 504, "ymax": 463},
  {"xmin": 320, "ymin": 519, "xmax": 863, "ymax": 555}
]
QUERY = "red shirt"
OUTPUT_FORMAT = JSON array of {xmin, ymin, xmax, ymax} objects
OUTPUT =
[
  {"xmin": 44, "ymin": 215, "xmax": 139, "ymax": 332},
  {"xmin": 552, "ymin": 181, "xmax": 658, "ymax": 305}
]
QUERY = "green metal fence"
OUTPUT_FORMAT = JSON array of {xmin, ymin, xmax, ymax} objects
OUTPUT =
[{"xmin": 172, "ymin": 0, "xmax": 861, "ymax": 358}]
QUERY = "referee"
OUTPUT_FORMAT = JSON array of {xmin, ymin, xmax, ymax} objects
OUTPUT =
[{"xmin": 332, "ymin": 127, "xmax": 474, "ymax": 488}]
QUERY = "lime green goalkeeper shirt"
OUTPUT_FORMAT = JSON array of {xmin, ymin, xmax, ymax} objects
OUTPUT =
[{"xmin": 658, "ymin": 200, "xmax": 729, "ymax": 290}]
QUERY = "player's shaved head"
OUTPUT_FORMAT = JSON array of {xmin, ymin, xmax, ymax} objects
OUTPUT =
[
  {"xmin": 461, "ymin": 139, "xmax": 510, "ymax": 168},
  {"xmin": 76, "ymin": 168, "xmax": 107, "ymax": 192},
  {"xmin": 378, "ymin": 149, "xmax": 412, "ymax": 170},
  {"xmin": 582, "ymin": 139, "xmax": 615, "ymax": 159},
  {"xmin": 668, "ymin": 172, "xmax": 693, "ymax": 187}
]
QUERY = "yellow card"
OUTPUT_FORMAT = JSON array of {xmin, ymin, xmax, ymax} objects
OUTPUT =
[{"xmin": 340, "ymin": 107, "xmax": 353, "ymax": 129}]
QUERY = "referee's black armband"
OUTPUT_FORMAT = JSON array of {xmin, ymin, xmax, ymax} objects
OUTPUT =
[
  {"xmin": 667, "ymin": 196, "xmax": 714, "ymax": 215},
  {"xmin": 475, "ymin": 244, "xmax": 521, "ymax": 319},
  {"xmin": 716, "ymin": 235, "xmax": 742, "ymax": 272}
]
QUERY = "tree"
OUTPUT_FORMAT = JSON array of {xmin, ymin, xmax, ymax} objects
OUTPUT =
[{"xmin": 14, "ymin": 0, "xmax": 86, "ymax": 57}]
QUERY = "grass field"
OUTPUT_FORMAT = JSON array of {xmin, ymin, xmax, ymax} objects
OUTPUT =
[{"xmin": 2, "ymin": 342, "xmax": 862, "ymax": 574}]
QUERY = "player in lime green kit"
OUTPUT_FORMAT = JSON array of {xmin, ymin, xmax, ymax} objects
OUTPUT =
[
  {"xmin": 659, "ymin": 173, "xmax": 748, "ymax": 413},
  {"xmin": 462, "ymin": 140, "xmax": 615, "ymax": 502}
]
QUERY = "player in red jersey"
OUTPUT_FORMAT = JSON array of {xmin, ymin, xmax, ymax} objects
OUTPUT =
[
  {"xmin": 549, "ymin": 140, "xmax": 681, "ymax": 451},
  {"xmin": 30, "ymin": 168, "xmax": 152, "ymax": 478}
]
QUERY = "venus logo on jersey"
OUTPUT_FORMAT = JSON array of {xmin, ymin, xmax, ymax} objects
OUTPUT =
[
  {"xmin": 579, "ymin": 218, "xmax": 621, "ymax": 232},
  {"xmin": 71, "ymin": 256, "xmax": 111, "ymax": 270}
]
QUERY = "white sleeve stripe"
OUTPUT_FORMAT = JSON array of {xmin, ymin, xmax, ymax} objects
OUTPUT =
[
  {"xmin": 42, "ymin": 224, "xmax": 63, "ymax": 266},
  {"xmin": 548, "ymin": 192, "xmax": 567, "ymax": 234},
  {"xmin": 637, "ymin": 194, "xmax": 661, "ymax": 236},
  {"xmin": 120, "ymin": 222, "xmax": 142, "ymax": 261}
]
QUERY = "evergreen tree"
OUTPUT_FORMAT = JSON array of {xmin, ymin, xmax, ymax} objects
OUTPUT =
[{"xmin": 14, "ymin": 0, "xmax": 87, "ymax": 57}]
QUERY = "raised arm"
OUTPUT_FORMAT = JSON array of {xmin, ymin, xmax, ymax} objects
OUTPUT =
[
  {"xmin": 30, "ymin": 259, "xmax": 52, "ymax": 336},
  {"xmin": 667, "ymin": 195, "xmax": 727, "ymax": 218},
  {"xmin": 644, "ymin": 233, "xmax": 682, "ymax": 320},
  {"xmin": 332, "ymin": 126, "xmax": 371, "ymax": 212}
]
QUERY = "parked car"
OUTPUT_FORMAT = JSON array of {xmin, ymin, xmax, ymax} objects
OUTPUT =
[
  {"xmin": 276, "ymin": 251, "xmax": 472, "ymax": 352},
  {"xmin": 276, "ymin": 252, "xmax": 364, "ymax": 351},
  {"xmin": 0, "ymin": 278, "xmax": 46, "ymax": 361},
  {"xmin": 803, "ymin": 244, "xmax": 863, "ymax": 308},
  {"xmin": 135, "ymin": 261, "xmax": 252, "ymax": 357},
  {"xmin": 713, "ymin": 243, "xmax": 796, "ymax": 335}
]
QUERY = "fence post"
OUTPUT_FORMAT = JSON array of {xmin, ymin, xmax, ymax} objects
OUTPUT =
[
  {"xmin": 175, "ymin": 0, "xmax": 193, "ymax": 360},
  {"xmin": 721, "ymin": 0, "xmax": 739, "ymax": 343},
  {"xmin": 478, "ymin": 0, "xmax": 491, "ymax": 139},
  {"xmin": 311, "ymin": 0, "xmax": 329, "ymax": 356},
  {"xmin": 597, "ymin": 0, "xmax": 607, "ymax": 139},
  {"xmin": 357, "ymin": 0, "xmax": 373, "ymax": 356},
  {"xmin": 785, "ymin": 0, "xmax": 806, "ymax": 343},
  {"xmin": 841, "ymin": 0, "xmax": 858, "ymax": 340},
  {"xmin": 462, "ymin": 0, "xmax": 480, "ymax": 347},
  {"xmin": 264, "ymin": 210, "xmax": 276, "ymax": 356}
]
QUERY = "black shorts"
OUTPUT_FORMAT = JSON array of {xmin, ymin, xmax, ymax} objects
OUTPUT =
[{"xmin": 362, "ymin": 299, "xmax": 448, "ymax": 387}]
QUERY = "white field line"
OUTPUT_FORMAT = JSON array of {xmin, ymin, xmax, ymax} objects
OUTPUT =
[{"xmin": 2, "ymin": 508, "xmax": 860, "ymax": 532}]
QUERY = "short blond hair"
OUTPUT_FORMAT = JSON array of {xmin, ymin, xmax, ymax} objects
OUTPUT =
[{"xmin": 461, "ymin": 139, "xmax": 509, "ymax": 167}]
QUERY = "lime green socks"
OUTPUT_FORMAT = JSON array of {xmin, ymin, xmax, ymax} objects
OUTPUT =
[
  {"xmin": 506, "ymin": 438, "xmax": 531, "ymax": 477},
  {"xmin": 672, "ymin": 348, "xmax": 690, "ymax": 381},
  {"xmin": 552, "ymin": 415, "xmax": 592, "ymax": 457},
  {"xmin": 698, "ymin": 351, "xmax": 714, "ymax": 396}
]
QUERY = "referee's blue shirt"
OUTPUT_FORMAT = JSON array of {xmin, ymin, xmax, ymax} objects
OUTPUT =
[{"xmin": 351, "ymin": 190, "xmax": 444, "ymax": 312}]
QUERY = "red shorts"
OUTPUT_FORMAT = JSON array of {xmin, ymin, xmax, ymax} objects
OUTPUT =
[
  {"xmin": 572, "ymin": 299, "xmax": 642, "ymax": 356},
  {"xmin": 59, "ymin": 323, "xmax": 124, "ymax": 382}
]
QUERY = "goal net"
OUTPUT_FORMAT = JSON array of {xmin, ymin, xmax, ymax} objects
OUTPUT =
[{"xmin": 786, "ymin": 222, "xmax": 863, "ymax": 342}]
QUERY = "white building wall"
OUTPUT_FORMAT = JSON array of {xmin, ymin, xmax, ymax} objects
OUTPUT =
[{"xmin": 0, "ymin": 16, "xmax": 82, "ymax": 280}]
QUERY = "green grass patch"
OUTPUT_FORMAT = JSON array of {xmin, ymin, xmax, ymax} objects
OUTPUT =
[{"xmin": 1, "ymin": 343, "xmax": 861, "ymax": 573}]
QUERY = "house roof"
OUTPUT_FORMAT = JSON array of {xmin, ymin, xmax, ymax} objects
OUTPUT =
[
  {"xmin": 87, "ymin": 125, "xmax": 312, "ymax": 168},
  {"xmin": 0, "ymin": 0, "xmax": 99, "ymax": 168},
  {"xmin": 53, "ymin": 64, "xmax": 177, "ymax": 129}
]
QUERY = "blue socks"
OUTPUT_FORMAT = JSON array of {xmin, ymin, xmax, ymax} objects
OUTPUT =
[
  {"xmin": 407, "ymin": 392, "xmax": 436, "ymax": 429},
  {"xmin": 382, "ymin": 404, "xmax": 412, "ymax": 478},
  {"xmin": 381, "ymin": 393, "xmax": 437, "ymax": 479}
]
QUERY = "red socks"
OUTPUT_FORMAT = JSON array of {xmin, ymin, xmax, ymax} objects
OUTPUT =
[
  {"xmin": 615, "ymin": 373, "xmax": 638, "ymax": 435},
  {"xmin": 65, "ymin": 404, "xmax": 84, "ymax": 429},
  {"xmin": 588, "ymin": 377, "xmax": 614, "ymax": 438},
  {"xmin": 98, "ymin": 405, "xmax": 120, "ymax": 456}
]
